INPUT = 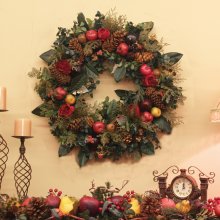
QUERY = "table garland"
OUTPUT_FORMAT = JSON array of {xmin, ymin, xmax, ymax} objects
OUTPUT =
[
  {"xmin": 29, "ymin": 10, "xmax": 184, "ymax": 166},
  {"xmin": 1, "ymin": 181, "xmax": 220, "ymax": 220}
]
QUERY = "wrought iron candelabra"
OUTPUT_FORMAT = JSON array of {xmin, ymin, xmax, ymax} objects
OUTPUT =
[
  {"xmin": 13, "ymin": 136, "xmax": 32, "ymax": 200},
  {"xmin": 0, "ymin": 109, "xmax": 9, "ymax": 191}
]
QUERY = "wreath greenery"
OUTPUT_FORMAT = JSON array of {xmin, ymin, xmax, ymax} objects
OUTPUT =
[{"xmin": 29, "ymin": 10, "xmax": 184, "ymax": 166}]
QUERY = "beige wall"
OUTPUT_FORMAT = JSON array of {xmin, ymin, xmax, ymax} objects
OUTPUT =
[{"xmin": 1, "ymin": 0, "xmax": 220, "ymax": 198}]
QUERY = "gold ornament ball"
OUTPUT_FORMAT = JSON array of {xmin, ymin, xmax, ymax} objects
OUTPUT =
[
  {"xmin": 153, "ymin": 68, "xmax": 161, "ymax": 76},
  {"xmin": 106, "ymin": 123, "xmax": 115, "ymax": 132},
  {"xmin": 151, "ymin": 107, "xmax": 161, "ymax": 117},
  {"xmin": 65, "ymin": 94, "xmax": 76, "ymax": 105},
  {"xmin": 77, "ymin": 33, "xmax": 87, "ymax": 44}
]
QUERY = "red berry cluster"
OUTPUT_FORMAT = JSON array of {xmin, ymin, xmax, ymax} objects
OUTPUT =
[
  {"xmin": 48, "ymin": 188, "xmax": 62, "ymax": 197},
  {"xmin": 204, "ymin": 198, "xmax": 220, "ymax": 213},
  {"xmin": 123, "ymin": 190, "xmax": 136, "ymax": 202}
]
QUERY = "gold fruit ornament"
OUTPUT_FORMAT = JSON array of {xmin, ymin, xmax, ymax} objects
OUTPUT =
[
  {"xmin": 59, "ymin": 196, "xmax": 79, "ymax": 215},
  {"xmin": 151, "ymin": 107, "xmax": 161, "ymax": 117},
  {"xmin": 106, "ymin": 123, "xmax": 115, "ymax": 132},
  {"xmin": 129, "ymin": 198, "xmax": 141, "ymax": 215},
  {"xmin": 175, "ymin": 200, "xmax": 191, "ymax": 214},
  {"xmin": 65, "ymin": 94, "xmax": 76, "ymax": 105}
]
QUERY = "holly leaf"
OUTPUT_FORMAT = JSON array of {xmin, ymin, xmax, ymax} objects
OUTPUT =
[
  {"xmin": 58, "ymin": 145, "xmax": 73, "ymax": 157},
  {"xmin": 140, "ymin": 141, "xmax": 155, "ymax": 155},
  {"xmin": 113, "ymin": 66, "xmax": 126, "ymax": 82},
  {"xmin": 77, "ymin": 150, "xmax": 89, "ymax": 167},
  {"xmin": 161, "ymin": 52, "xmax": 183, "ymax": 65},
  {"xmin": 39, "ymin": 49, "xmax": 56, "ymax": 64},
  {"xmin": 32, "ymin": 104, "xmax": 45, "ymax": 117},
  {"xmin": 153, "ymin": 116, "xmax": 172, "ymax": 134}
]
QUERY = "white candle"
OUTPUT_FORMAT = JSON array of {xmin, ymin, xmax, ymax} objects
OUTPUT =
[
  {"xmin": 0, "ymin": 87, "xmax": 6, "ymax": 110},
  {"xmin": 14, "ymin": 119, "xmax": 32, "ymax": 136}
]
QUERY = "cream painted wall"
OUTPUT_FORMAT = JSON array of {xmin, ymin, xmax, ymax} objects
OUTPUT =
[{"xmin": 1, "ymin": 0, "xmax": 220, "ymax": 198}]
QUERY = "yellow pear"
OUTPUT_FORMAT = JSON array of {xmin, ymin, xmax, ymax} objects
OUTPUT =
[
  {"xmin": 129, "ymin": 198, "xmax": 141, "ymax": 215},
  {"xmin": 59, "ymin": 196, "xmax": 78, "ymax": 215}
]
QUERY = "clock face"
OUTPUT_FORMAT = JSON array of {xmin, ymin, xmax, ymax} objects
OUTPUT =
[{"xmin": 172, "ymin": 177, "xmax": 193, "ymax": 199}]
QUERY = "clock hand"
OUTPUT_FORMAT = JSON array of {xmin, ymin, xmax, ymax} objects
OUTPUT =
[{"xmin": 182, "ymin": 182, "xmax": 185, "ymax": 190}]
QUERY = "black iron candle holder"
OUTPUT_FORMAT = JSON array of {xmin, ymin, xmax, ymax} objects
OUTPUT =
[
  {"xmin": 12, "ymin": 136, "xmax": 33, "ymax": 200},
  {"xmin": 0, "ymin": 109, "xmax": 9, "ymax": 191}
]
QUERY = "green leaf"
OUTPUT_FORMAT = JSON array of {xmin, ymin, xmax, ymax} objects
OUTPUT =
[
  {"xmin": 58, "ymin": 145, "xmax": 73, "ymax": 157},
  {"xmin": 77, "ymin": 12, "xmax": 89, "ymax": 30},
  {"xmin": 69, "ymin": 72, "xmax": 88, "ymax": 91},
  {"xmin": 85, "ymin": 64, "xmax": 98, "ymax": 79},
  {"xmin": 161, "ymin": 52, "xmax": 183, "ymax": 65},
  {"xmin": 102, "ymin": 201, "xmax": 112, "ymax": 215},
  {"xmin": 77, "ymin": 150, "xmax": 89, "ymax": 167},
  {"xmin": 32, "ymin": 104, "xmax": 45, "ymax": 117},
  {"xmin": 140, "ymin": 141, "xmax": 155, "ymax": 155},
  {"xmin": 113, "ymin": 66, "xmax": 126, "ymax": 82},
  {"xmin": 115, "ymin": 89, "xmax": 134, "ymax": 99},
  {"xmin": 39, "ymin": 49, "xmax": 56, "ymax": 64},
  {"xmin": 154, "ymin": 116, "xmax": 172, "ymax": 134}
]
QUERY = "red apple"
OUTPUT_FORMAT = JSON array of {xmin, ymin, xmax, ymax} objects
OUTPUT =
[
  {"xmin": 129, "ymin": 104, "xmax": 141, "ymax": 117},
  {"xmin": 92, "ymin": 121, "xmax": 105, "ymax": 134},
  {"xmin": 86, "ymin": 30, "xmax": 98, "ymax": 41},
  {"xmin": 78, "ymin": 196, "xmax": 100, "ymax": 216},
  {"xmin": 215, "ymin": 204, "xmax": 220, "ymax": 217},
  {"xmin": 141, "ymin": 112, "xmax": 153, "ymax": 122},
  {"xmin": 139, "ymin": 99, "xmax": 152, "ymax": 112},
  {"xmin": 139, "ymin": 64, "xmax": 153, "ymax": 76},
  {"xmin": 21, "ymin": 197, "xmax": 32, "ymax": 206},
  {"xmin": 116, "ymin": 43, "xmax": 129, "ymax": 56},
  {"xmin": 161, "ymin": 198, "xmax": 176, "ymax": 208},
  {"xmin": 54, "ymin": 87, "xmax": 67, "ymax": 100},
  {"xmin": 46, "ymin": 195, "xmax": 61, "ymax": 208}
]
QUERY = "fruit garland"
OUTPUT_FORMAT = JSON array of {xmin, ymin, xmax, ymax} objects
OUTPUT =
[
  {"xmin": 29, "ymin": 10, "xmax": 184, "ymax": 166},
  {"xmin": 1, "ymin": 182, "xmax": 220, "ymax": 220}
]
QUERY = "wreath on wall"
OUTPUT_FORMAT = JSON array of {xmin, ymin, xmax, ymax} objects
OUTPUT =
[{"xmin": 29, "ymin": 10, "xmax": 184, "ymax": 167}]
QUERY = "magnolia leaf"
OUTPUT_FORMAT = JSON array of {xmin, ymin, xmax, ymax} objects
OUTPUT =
[
  {"xmin": 77, "ymin": 12, "xmax": 89, "ymax": 30},
  {"xmin": 161, "ymin": 52, "xmax": 183, "ymax": 65},
  {"xmin": 39, "ymin": 49, "xmax": 56, "ymax": 64},
  {"xmin": 154, "ymin": 116, "xmax": 172, "ymax": 134},
  {"xmin": 85, "ymin": 64, "xmax": 98, "ymax": 79},
  {"xmin": 113, "ymin": 66, "xmax": 126, "ymax": 82},
  {"xmin": 69, "ymin": 72, "xmax": 88, "ymax": 91},
  {"xmin": 114, "ymin": 89, "xmax": 134, "ymax": 100},
  {"xmin": 102, "ymin": 201, "xmax": 112, "ymax": 215},
  {"xmin": 51, "ymin": 209, "xmax": 61, "ymax": 219},
  {"xmin": 32, "ymin": 104, "xmax": 45, "ymax": 117},
  {"xmin": 77, "ymin": 150, "xmax": 89, "ymax": 167},
  {"xmin": 138, "ymin": 22, "xmax": 154, "ymax": 42},
  {"xmin": 108, "ymin": 207, "xmax": 123, "ymax": 218},
  {"xmin": 140, "ymin": 142, "xmax": 155, "ymax": 155},
  {"xmin": 58, "ymin": 145, "xmax": 73, "ymax": 157}
]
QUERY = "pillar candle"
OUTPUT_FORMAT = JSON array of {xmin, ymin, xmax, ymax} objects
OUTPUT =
[
  {"xmin": 14, "ymin": 119, "xmax": 32, "ymax": 136},
  {"xmin": 0, "ymin": 87, "xmax": 6, "ymax": 110}
]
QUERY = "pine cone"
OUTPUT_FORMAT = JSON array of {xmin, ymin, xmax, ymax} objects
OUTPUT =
[
  {"xmin": 26, "ymin": 197, "xmax": 51, "ymax": 220},
  {"xmin": 121, "ymin": 132, "xmax": 132, "ymax": 144},
  {"xmin": 69, "ymin": 38, "xmax": 84, "ymax": 63},
  {"xmin": 140, "ymin": 191, "xmax": 162, "ymax": 217},
  {"xmin": 134, "ymin": 52, "xmax": 154, "ymax": 63},
  {"xmin": 150, "ymin": 91, "xmax": 166, "ymax": 110},
  {"xmin": 86, "ymin": 116, "xmax": 94, "ymax": 127},
  {"xmin": 145, "ymin": 87, "xmax": 156, "ymax": 97},
  {"xmin": 68, "ymin": 118, "xmax": 84, "ymax": 131},
  {"xmin": 102, "ymin": 38, "xmax": 115, "ymax": 52},
  {"xmin": 112, "ymin": 30, "xmax": 127, "ymax": 47},
  {"xmin": 49, "ymin": 65, "xmax": 71, "ymax": 84}
]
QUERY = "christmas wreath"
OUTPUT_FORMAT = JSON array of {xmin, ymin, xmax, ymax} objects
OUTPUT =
[{"xmin": 29, "ymin": 10, "xmax": 184, "ymax": 166}]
